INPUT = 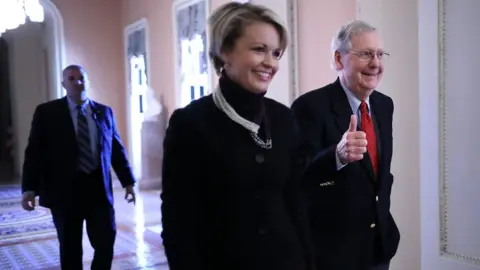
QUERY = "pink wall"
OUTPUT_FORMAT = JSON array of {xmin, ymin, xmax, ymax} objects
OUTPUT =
[
  {"xmin": 120, "ymin": 0, "xmax": 356, "ymax": 116},
  {"xmin": 212, "ymin": 0, "xmax": 356, "ymax": 94},
  {"xmin": 297, "ymin": 0, "xmax": 356, "ymax": 93},
  {"xmin": 48, "ymin": 0, "xmax": 357, "ymax": 141},
  {"xmin": 121, "ymin": 0, "xmax": 175, "ymax": 117},
  {"xmin": 51, "ymin": 0, "xmax": 127, "ymax": 142}
]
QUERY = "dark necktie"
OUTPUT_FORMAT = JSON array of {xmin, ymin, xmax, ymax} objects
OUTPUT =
[
  {"xmin": 360, "ymin": 101, "xmax": 379, "ymax": 176},
  {"xmin": 77, "ymin": 105, "xmax": 95, "ymax": 173}
]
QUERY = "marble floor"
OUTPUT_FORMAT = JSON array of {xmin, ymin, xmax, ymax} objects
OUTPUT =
[{"xmin": 0, "ymin": 184, "xmax": 169, "ymax": 270}]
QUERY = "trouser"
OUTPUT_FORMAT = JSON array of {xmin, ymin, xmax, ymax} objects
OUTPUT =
[{"xmin": 51, "ymin": 169, "xmax": 116, "ymax": 270}]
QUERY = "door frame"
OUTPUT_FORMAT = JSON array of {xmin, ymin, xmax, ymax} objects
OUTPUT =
[
  {"xmin": 172, "ymin": 0, "xmax": 212, "ymax": 108},
  {"xmin": 124, "ymin": 18, "xmax": 151, "ymax": 175},
  {"xmin": 7, "ymin": 0, "xmax": 66, "ymax": 177}
]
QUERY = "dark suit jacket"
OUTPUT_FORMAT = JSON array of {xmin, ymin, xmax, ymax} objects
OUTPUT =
[
  {"xmin": 21, "ymin": 97, "xmax": 135, "ymax": 209},
  {"xmin": 161, "ymin": 95, "xmax": 315, "ymax": 270},
  {"xmin": 291, "ymin": 78, "xmax": 400, "ymax": 270}
]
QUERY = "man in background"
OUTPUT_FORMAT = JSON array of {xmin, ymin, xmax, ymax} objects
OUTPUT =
[{"xmin": 21, "ymin": 64, "xmax": 136, "ymax": 270}]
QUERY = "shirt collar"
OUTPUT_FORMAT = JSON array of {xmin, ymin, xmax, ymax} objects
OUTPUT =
[
  {"xmin": 67, "ymin": 96, "xmax": 90, "ymax": 113},
  {"xmin": 339, "ymin": 78, "xmax": 371, "ymax": 114}
]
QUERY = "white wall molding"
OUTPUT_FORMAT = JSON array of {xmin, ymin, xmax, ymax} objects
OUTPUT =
[
  {"xmin": 287, "ymin": 0, "xmax": 299, "ymax": 103},
  {"xmin": 40, "ymin": 0, "xmax": 66, "ymax": 100},
  {"xmin": 438, "ymin": 0, "xmax": 480, "ymax": 265},
  {"xmin": 124, "ymin": 18, "xmax": 150, "ymax": 176}
]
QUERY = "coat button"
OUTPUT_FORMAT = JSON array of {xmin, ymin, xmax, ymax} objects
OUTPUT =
[
  {"xmin": 370, "ymin": 223, "xmax": 376, "ymax": 228},
  {"xmin": 258, "ymin": 228, "xmax": 267, "ymax": 235},
  {"xmin": 376, "ymin": 196, "xmax": 379, "ymax": 202},
  {"xmin": 255, "ymin": 154, "xmax": 264, "ymax": 163}
]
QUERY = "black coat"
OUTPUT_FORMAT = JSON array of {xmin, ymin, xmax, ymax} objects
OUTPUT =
[
  {"xmin": 291, "ymin": 78, "xmax": 400, "ymax": 270},
  {"xmin": 21, "ymin": 97, "xmax": 135, "ymax": 209},
  {"xmin": 161, "ymin": 76, "xmax": 315, "ymax": 270}
]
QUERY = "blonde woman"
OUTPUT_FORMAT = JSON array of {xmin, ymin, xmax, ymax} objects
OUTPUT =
[{"xmin": 161, "ymin": 2, "xmax": 314, "ymax": 270}]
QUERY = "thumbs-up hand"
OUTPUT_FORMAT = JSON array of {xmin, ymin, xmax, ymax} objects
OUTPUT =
[
  {"xmin": 347, "ymin": 114, "xmax": 358, "ymax": 133},
  {"xmin": 336, "ymin": 115, "xmax": 368, "ymax": 164}
]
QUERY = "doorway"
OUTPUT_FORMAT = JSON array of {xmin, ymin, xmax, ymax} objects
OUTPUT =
[
  {"xmin": 0, "ymin": 38, "xmax": 14, "ymax": 183},
  {"xmin": 0, "ymin": 1, "xmax": 65, "ymax": 179},
  {"xmin": 125, "ymin": 19, "xmax": 150, "ymax": 180},
  {"xmin": 128, "ymin": 54, "xmax": 148, "ymax": 179},
  {"xmin": 173, "ymin": 0, "xmax": 211, "ymax": 108}
]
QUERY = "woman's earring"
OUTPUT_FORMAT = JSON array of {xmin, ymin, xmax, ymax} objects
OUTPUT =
[{"xmin": 224, "ymin": 63, "xmax": 230, "ymax": 69}]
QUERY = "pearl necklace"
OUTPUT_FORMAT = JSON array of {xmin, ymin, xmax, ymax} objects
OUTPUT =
[{"xmin": 212, "ymin": 86, "xmax": 272, "ymax": 150}]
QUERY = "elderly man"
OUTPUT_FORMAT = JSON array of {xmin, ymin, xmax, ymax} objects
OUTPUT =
[
  {"xmin": 291, "ymin": 20, "xmax": 400, "ymax": 270},
  {"xmin": 21, "ymin": 65, "xmax": 136, "ymax": 270}
]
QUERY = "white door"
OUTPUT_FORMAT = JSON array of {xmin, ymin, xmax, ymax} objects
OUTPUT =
[
  {"xmin": 180, "ymin": 34, "xmax": 209, "ymax": 107},
  {"xmin": 129, "ymin": 55, "xmax": 147, "ymax": 179}
]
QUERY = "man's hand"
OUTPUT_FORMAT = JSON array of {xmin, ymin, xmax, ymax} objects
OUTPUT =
[
  {"xmin": 21, "ymin": 191, "xmax": 36, "ymax": 211},
  {"xmin": 336, "ymin": 115, "xmax": 368, "ymax": 164},
  {"xmin": 125, "ymin": 185, "xmax": 136, "ymax": 204}
]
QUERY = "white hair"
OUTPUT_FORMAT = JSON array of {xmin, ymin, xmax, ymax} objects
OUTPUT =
[{"xmin": 330, "ymin": 20, "xmax": 376, "ymax": 68}]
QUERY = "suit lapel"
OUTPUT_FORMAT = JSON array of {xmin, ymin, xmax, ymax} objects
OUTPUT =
[
  {"xmin": 61, "ymin": 97, "xmax": 78, "ymax": 147},
  {"xmin": 369, "ymin": 93, "xmax": 389, "ymax": 181},
  {"xmin": 89, "ymin": 101, "xmax": 105, "ymax": 150},
  {"xmin": 330, "ymin": 79, "xmax": 353, "ymax": 136},
  {"xmin": 359, "ymin": 146, "xmax": 377, "ymax": 181}
]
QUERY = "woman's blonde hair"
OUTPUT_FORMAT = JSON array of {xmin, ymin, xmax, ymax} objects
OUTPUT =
[{"xmin": 208, "ymin": 2, "xmax": 288, "ymax": 75}]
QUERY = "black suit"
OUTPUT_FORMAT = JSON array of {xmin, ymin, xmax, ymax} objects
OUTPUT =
[
  {"xmin": 291, "ymin": 78, "xmax": 400, "ymax": 270},
  {"xmin": 161, "ymin": 75, "xmax": 315, "ymax": 270},
  {"xmin": 22, "ymin": 97, "xmax": 135, "ymax": 269}
]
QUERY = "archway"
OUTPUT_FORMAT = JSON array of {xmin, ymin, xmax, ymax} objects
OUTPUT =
[
  {"xmin": 5, "ymin": 0, "xmax": 66, "ymax": 178},
  {"xmin": 40, "ymin": 0, "xmax": 66, "ymax": 99}
]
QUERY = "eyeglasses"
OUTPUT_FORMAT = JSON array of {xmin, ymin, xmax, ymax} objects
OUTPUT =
[{"xmin": 350, "ymin": 50, "xmax": 390, "ymax": 61}]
